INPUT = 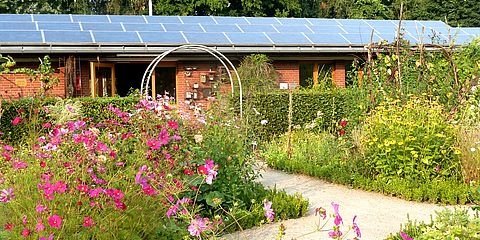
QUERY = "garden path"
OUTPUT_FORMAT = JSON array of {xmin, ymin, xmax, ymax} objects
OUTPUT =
[{"xmin": 224, "ymin": 164, "xmax": 464, "ymax": 240}]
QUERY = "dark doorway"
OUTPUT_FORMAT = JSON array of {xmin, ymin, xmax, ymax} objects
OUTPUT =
[
  {"xmin": 154, "ymin": 67, "xmax": 176, "ymax": 99},
  {"xmin": 115, "ymin": 64, "xmax": 148, "ymax": 97}
]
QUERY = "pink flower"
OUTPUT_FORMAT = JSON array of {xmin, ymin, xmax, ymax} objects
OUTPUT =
[
  {"xmin": 12, "ymin": 159, "xmax": 28, "ymax": 170},
  {"xmin": 83, "ymin": 216, "xmax": 94, "ymax": 228},
  {"xmin": 77, "ymin": 184, "xmax": 89, "ymax": 193},
  {"xmin": 352, "ymin": 215, "xmax": 361, "ymax": 238},
  {"xmin": 54, "ymin": 181, "xmax": 67, "ymax": 193},
  {"xmin": 147, "ymin": 139, "xmax": 161, "ymax": 150},
  {"xmin": 339, "ymin": 129, "xmax": 345, "ymax": 136},
  {"xmin": 158, "ymin": 129, "xmax": 170, "ymax": 145},
  {"xmin": 21, "ymin": 228, "xmax": 30, "ymax": 237},
  {"xmin": 0, "ymin": 188, "xmax": 14, "ymax": 203},
  {"xmin": 167, "ymin": 120, "xmax": 178, "ymax": 130},
  {"xmin": 166, "ymin": 204, "xmax": 179, "ymax": 219},
  {"xmin": 142, "ymin": 185, "xmax": 158, "ymax": 196},
  {"xmin": 47, "ymin": 215, "xmax": 62, "ymax": 229},
  {"xmin": 39, "ymin": 234, "xmax": 54, "ymax": 240},
  {"xmin": 35, "ymin": 219, "xmax": 45, "ymax": 232},
  {"xmin": 114, "ymin": 199, "xmax": 127, "ymax": 210},
  {"xmin": 3, "ymin": 145, "xmax": 13, "ymax": 151},
  {"xmin": 264, "ymin": 200, "xmax": 275, "ymax": 222},
  {"xmin": 315, "ymin": 207, "xmax": 327, "ymax": 220},
  {"xmin": 197, "ymin": 159, "xmax": 218, "ymax": 185},
  {"xmin": 22, "ymin": 215, "xmax": 27, "ymax": 225},
  {"xmin": 12, "ymin": 117, "xmax": 22, "ymax": 125},
  {"xmin": 399, "ymin": 231, "xmax": 413, "ymax": 240},
  {"xmin": 36, "ymin": 203, "xmax": 48, "ymax": 213},
  {"xmin": 187, "ymin": 216, "xmax": 210, "ymax": 237},
  {"xmin": 107, "ymin": 189, "xmax": 124, "ymax": 200},
  {"xmin": 4, "ymin": 223, "xmax": 14, "ymax": 231},
  {"xmin": 328, "ymin": 228, "xmax": 343, "ymax": 238},
  {"xmin": 339, "ymin": 119, "xmax": 348, "ymax": 127},
  {"xmin": 88, "ymin": 188, "xmax": 103, "ymax": 198},
  {"xmin": 331, "ymin": 202, "xmax": 343, "ymax": 226}
]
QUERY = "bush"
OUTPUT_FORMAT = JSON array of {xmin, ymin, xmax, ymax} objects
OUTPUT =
[
  {"xmin": 387, "ymin": 208, "xmax": 480, "ymax": 240},
  {"xmin": 360, "ymin": 97, "xmax": 461, "ymax": 182},
  {"xmin": 0, "ymin": 96, "xmax": 139, "ymax": 144}
]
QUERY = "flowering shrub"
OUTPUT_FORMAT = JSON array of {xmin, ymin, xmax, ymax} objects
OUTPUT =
[
  {"xmin": 0, "ymin": 96, "xmax": 308, "ymax": 239},
  {"xmin": 360, "ymin": 97, "xmax": 461, "ymax": 182}
]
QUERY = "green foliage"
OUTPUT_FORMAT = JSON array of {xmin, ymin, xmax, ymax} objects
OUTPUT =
[
  {"xmin": 0, "ymin": 96, "xmax": 139, "ymax": 144},
  {"xmin": 387, "ymin": 209, "xmax": 480, "ymax": 240},
  {"xmin": 238, "ymin": 54, "xmax": 278, "ymax": 95},
  {"xmin": 360, "ymin": 97, "xmax": 461, "ymax": 182}
]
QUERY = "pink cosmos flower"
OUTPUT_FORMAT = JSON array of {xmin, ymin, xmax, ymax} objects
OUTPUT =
[
  {"xmin": 0, "ymin": 188, "xmax": 14, "ymax": 203},
  {"xmin": 187, "ymin": 216, "xmax": 210, "ymax": 237},
  {"xmin": 88, "ymin": 188, "xmax": 103, "ymax": 198},
  {"xmin": 36, "ymin": 203, "xmax": 48, "ymax": 213},
  {"xmin": 22, "ymin": 215, "xmax": 27, "ymax": 225},
  {"xmin": 12, "ymin": 159, "xmax": 28, "ymax": 170},
  {"xmin": 4, "ymin": 223, "xmax": 14, "ymax": 231},
  {"xmin": 331, "ymin": 202, "xmax": 343, "ymax": 226},
  {"xmin": 83, "ymin": 216, "xmax": 94, "ymax": 228},
  {"xmin": 167, "ymin": 120, "xmax": 178, "ymax": 130},
  {"xmin": 166, "ymin": 204, "xmax": 179, "ymax": 219},
  {"xmin": 114, "ymin": 199, "xmax": 127, "ymax": 210},
  {"xmin": 12, "ymin": 117, "xmax": 22, "ymax": 125},
  {"xmin": 108, "ymin": 189, "xmax": 124, "ymax": 200},
  {"xmin": 158, "ymin": 129, "xmax": 170, "ymax": 145},
  {"xmin": 39, "ymin": 234, "xmax": 54, "ymax": 240},
  {"xmin": 21, "ymin": 228, "xmax": 30, "ymax": 237},
  {"xmin": 197, "ymin": 159, "xmax": 218, "ymax": 185},
  {"xmin": 142, "ymin": 185, "xmax": 158, "ymax": 196},
  {"xmin": 47, "ymin": 215, "xmax": 62, "ymax": 229},
  {"xmin": 352, "ymin": 215, "xmax": 361, "ymax": 238},
  {"xmin": 339, "ymin": 119, "xmax": 348, "ymax": 127},
  {"xmin": 147, "ymin": 139, "xmax": 161, "ymax": 150},
  {"xmin": 54, "ymin": 181, "xmax": 67, "ymax": 193},
  {"xmin": 264, "ymin": 200, "xmax": 275, "ymax": 222},
  {"xmin": 35, "ymin": 219, "xmax": 45, "ymax": 232},
  {"xmin": 399, "ymin": 231, "xmax": 413, "ymax": 240},
  {"xmin": 315, "ymin": 207, "xmax": 327, "ymax": 220},
  {"xmin": 77, "ymin": 184, "xmax": 89, "ymax": 193},
  {"xmin": 3, "ymin": 145, "xmax": 13, "ymax": 151},
  {"xmin": 328, "ymin": 228, "xmax": 343, "ymax": 238}
]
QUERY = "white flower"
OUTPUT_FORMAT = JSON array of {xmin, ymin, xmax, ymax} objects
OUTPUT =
[
  {"xmin": 471, "ymin": 147, "xmax": 476, "ymax": 152},
  {"xmin": 194, "ymin": 134, "xmax": 203, "ymax": 144},
  {"xmin": 260, "ymin": 120, "xmax": 268, "ymax": 125},
  {"xmin": 252, "ymin": 107, "xmax": 261, "ymax": 115}
]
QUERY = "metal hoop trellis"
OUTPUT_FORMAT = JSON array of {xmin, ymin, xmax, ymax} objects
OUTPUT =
[{"xmin": 140, "ymin": 44, "xmax": 243, "ymax": 118}]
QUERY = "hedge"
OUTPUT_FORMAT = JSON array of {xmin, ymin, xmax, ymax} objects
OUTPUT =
[
  {"xmin": 0, "ymin": 96, "xmax": 139, "ymax": 144},
  {"xmin": 237, "ymin": 88, "xmax": 374, "ymax": 139}
]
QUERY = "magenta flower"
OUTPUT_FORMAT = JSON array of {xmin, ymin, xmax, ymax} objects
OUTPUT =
[
  {"xmin": 198, "ymin": 159, "xmax": 218, "ymax": 185},
  {"xmin": 331, "ymin": 202, "xmax": 343, "ymax": 226},
  {"xmin": 166, "ymin": 204, "xmax": 179, "ymax": 219},
  {"xmin": 12, "ymin": 159, "xmax": 28, "ymax": 170},
  {"xmin": 3, "ymin": 145, "xmax": 13, "ymax": 151},
  {"xmin": 328, "ymin": 228, "xmax": 343, "ymax": 239},
  {"xmin": 147, "ymin": 139, "xmax": 161, "ymax": 150},
  {"xmin": 39, "ymin": 234, "xmax": 54, "ymax": 240},
  {"xmin": 54, "ymin": 181, "xmax": 67, "ymax": 193},
  {"xmin": 88, "ymin": 188, "xmax": 103, "ymax": 198},
  {"xmin": 36, "ymin": 203, "xmax": 48, "ymax": 213},
  {"xmin": 187, "ymin": 216, "xmax": 210, "ymax": 237},
  {"xmin": 142, "ymin": 185, "xmax": 158, "ymax": 196},
  {"xmin": 47, "ymin": 215, "xmax": 62, "ymax": 229},
  {"xmin": 167, "ymin": 120, "xmax": 179, "ymax": 130},
  {"xmin": 114, "ymin": 199, "xmax": 127, "ymax": 210},
  {"xmin": 263, "ymin": 199, "xmax": 275, "ymax": 222},
  {"xmin": 315, "ymin": 207, "xmax": 327, "ymax": 220},
  {"xmin": 77, "ymin": 184, "xmax": 89, "ymax": 193},
  {"xmin": 0, "ymin": 188, "xmax": 14, "ymax": 203},
  {"xmin": 158, "ymin": 129, "xmax": 170, "ymax": 145},
  {"xmin": 21, "ymin": 228, "xmax": 30, "ymax": 237},
  {"xmin": 352, "ymin": 215, "xmax": 361, "ymax": 238},
  {"xmin": 83, "ymin": 216, "xmax": 94, "ymax": 228},
  {"xmin": 400, "ymin": 231, "xmax": 413, "ymax": 240},
  {"xmin": 12, "ymin": 116, "xmax": 22, "ymax": 125},
  {"xmin": 35, "ymin": 219, "xmax": 45, "ymax": 232}
]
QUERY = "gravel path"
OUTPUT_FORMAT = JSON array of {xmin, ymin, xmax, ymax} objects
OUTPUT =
[{"xmin": 223, "ymin": 166, "xmax": 464, "ymax": 240}]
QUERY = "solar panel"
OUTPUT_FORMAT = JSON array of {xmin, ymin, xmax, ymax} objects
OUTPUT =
[
  {"xmin": 123, "ymin": 23, "xmax": 164, "ymax": 31},
  {"xmin": 180, "ymin": 16, "xmax": 216, "ymax": 24},
  {"xmin": 145, "ymin": 16, "xmax": 181, "ymax": 24},
  {"xmin": 266, "ymin": 33, "xmax": 311, "ymax": 44},
  {"xmin": 335, "ymin": 19, "xmax": 366, "ymax": 26},
  {"xmin": 37, "ymin": 22, "xmax": 81, "ymax": 31},
  {"xmin": 310, "ymin": 25, "xmax": 346, "ymax": 34},
  {"xmin": 461, "ymin": 28, "xmax": 480, "ymax": 35},
  {"xmin": 72, "ymin": 15, "xmax": 110, "ymax": 23},
  {"xmin": 446, "ymin": 34, "xmax": 475, "ymax": 45},
  {"xmin": 109, "ymin": 15, "xmax": 145, "ymax": 23},
  {"xmin": 213, "ymin": 16, "xmax": 249, "ymax": 25},
  {"xmin": 0, "ymin": 22, "xmax": 36, "ymax": 30},
  {"xmin": 245, "ymin": 17, "xmax": 280, "ymax": 25},
  {"xmin": 226, "ymin": 33, "xmax": 272, "ymax": 44},
  {"xmin": 306, "ymin": 33, "xmax": 350, "ymax": 45},
  {"xmin": 183, "ymin": 32, "xmax": 230, "ymax": 44},
  {"xmin": 163, "ymin": 23, "xmax": 203, "ymax": 32},
  {"xmin": 342, "ymin": 33, "xmax": 382, "ymax": 44},
  {"xmin": 415, "ymin": 20, "xmax": 449, "ymax": 29},
  {"xmin": 341, "ymin": 25, "xmax": 375, "ymax": 34},
  {"xmin": 375, "ymin": 33, "xmax": 418, "ymax": 44},
  {"xmin": 33, "ymin": 14, "xmax": 71, "ymax": 22},
  {"xmin": 202, "ymin": 24, "xmax": 241, "ymax": 33},
  {"xmin": 81, "ymin": 22, "xmax": 124, "ymax": 31},
  {"xmin": 238, "ymin": 25, "xmax": 277, "ymax": 33},
  {"xmin": 92, "ymin": 31, "xmax": 141, "ymax": 43},
  {"xmin": 44, "ymin": 30, "xmax": 93, "ymax": 43},
  {"xmin": 364, "ymin": 20, "xmax": 396, "ymax": 28},
  {"xmin": 274, "ymin": 25, "xmax": 313, "ymax": 33},
  {"xmin": 372, "ymin": 26, "xmax": 399, "ymax": 35},
  {"xmin": 276, "ymin": 18, "xmax": 310, "ymax": 25},
  {"xmin": 139, "ymin": 32, "xmax": 187, "ymax": 44},
  {"xmin": 0, "ymin": 30, "xmax": 43, "ymax": 42},
  {"xmin": 0, "ymin": 14, "xmax": 32, "ymax": 22},
  {"xmin": 306, "ymin": 18, "xmax": 340, "ymax": 26}
]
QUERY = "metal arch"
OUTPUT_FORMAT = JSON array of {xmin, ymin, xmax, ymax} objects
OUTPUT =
[{"xmin": 140, "ymin": 44, "xmax": 243, "ymax": 118}]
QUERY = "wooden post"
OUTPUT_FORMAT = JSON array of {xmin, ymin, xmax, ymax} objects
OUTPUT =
[
  {"xmin": 90, "ymin": 62, "xmax": 96, "ymax": 97},
  {"xmin": 65, "ymin": 56, "xmax": 75, "ymax": 98},
  {"xmin": 287, "ymin": 88, "xmax": 293, "ymax": 161},
  {"xmin": 313, "ymin": 63, "xmax": 319, "ymax": 86}
]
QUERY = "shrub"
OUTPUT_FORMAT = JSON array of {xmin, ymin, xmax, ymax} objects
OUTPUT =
[
  {"xmin": 360, "ymin": 97, "xmax": 461, "ymax": 182},
  {"xmin": 387, "ymin": 208, "xmax": 480, "ymax": 240}
]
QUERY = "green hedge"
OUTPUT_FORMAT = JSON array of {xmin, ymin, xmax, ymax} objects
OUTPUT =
[
  {"xmin": 236, "ymin": 88, "xmax": 374, "ymax": 139},
  {"xmin": 0, "ymin": 96, "xmax": 139, "ymax": 144}
]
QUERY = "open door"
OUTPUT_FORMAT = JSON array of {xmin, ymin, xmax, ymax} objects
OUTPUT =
[{"xmin": 90, "ymin": 62, "xmax": 116, "ymax": 97}]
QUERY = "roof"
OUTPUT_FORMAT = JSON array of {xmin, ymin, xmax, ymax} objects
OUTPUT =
[{"xmin": 0, "ymin": 14, "xmax": 478, "ymax": 54}]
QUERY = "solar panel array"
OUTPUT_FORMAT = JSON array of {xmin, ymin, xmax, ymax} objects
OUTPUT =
[{"xmin": 0, "ymin": 14, "xmax": 477, "ymax": 46}]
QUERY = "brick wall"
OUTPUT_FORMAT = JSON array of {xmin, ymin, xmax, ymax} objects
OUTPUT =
[
  {"xmin": 0, "ymin": 66, "xmax": 66, "ymax": 99},
  {"xmin": 332, "ymin": 61, "xmax": 346, "ymax": 88},
  {"xmin": 74, "ymin": 61, "xmax": 91, "ymax": 97},
  {"xmin": 274, "ymin": 61, "xmax": 300, "ymax": 87}
]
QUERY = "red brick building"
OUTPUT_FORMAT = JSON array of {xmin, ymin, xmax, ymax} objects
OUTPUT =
[{"xmin": 0, "ymin": 14, "xmax": 469, "ymax": 101}]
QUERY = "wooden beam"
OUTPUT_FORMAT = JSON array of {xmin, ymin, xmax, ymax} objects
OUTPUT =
[
  {"xmin": 152, "ymin": 69, "xmax": 156, "ymax": 98},
  {"xmin": 111, "ymin": 64, "xmax": 116, "ymax": 97},
  {"xmin": 313, "ymin": 63, "xmax": 319, "ymax": 86},
  {"xmin": 90, "ymin": 62, "xmax": 95, "ymax": 97}
]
